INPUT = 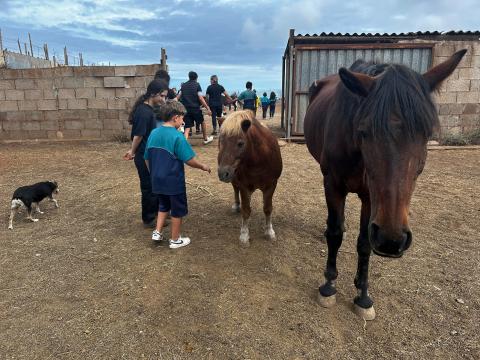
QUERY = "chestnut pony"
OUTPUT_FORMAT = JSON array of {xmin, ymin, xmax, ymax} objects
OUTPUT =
[
  {"xmin": 218, "ymin": 110, "xmax": 282, "ymax": 246},
  {"xmin": 304, "ymin": 50, "xmax": 466, "ymax": 320}
]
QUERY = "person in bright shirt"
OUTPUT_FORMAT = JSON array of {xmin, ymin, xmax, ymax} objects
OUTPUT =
[
  {"xmin": 237, "ymin": 81, "xmax": 256, "ymax": 113},
  {"xmin": 260, "ymin": 92, "xmax": 270, "ymax": 119},
  {"xmin": 144, "ymin": 101, "xmax": 211, "ymax": 249}
]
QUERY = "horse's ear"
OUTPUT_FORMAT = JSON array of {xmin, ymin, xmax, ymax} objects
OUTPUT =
[
  {"xmin": 241, "ymin": 119, "xmax": 251, "ymax": 133},
  {"xmin": 338, "ymin": 68, "xmax": 375, "ymax": 97},
  {"xmin": 423, "ymin": 49, "xmax": 467, "ymax": 91}
]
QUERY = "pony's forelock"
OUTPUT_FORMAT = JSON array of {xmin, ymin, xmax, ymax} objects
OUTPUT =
[{"xmin": 220, "ymin": 110, "xmax": 254, "ymax": 137}]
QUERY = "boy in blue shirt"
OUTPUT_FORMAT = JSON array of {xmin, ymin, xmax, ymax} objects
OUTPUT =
[{"xmin": 144, "ymin": 101, "xmax": 211, "ymax": 249}]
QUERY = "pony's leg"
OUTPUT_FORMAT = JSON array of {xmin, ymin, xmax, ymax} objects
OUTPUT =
[
  {"xmin": 262, "ymin": 182, "xmax": 277, "ymax": 241},
  {"xmin": 318, "ymin": 180, "xmax": 346, "ymax": 308},
  {"xmin": 26, "ymin": 205, "xmax": 38, "ymax": 222},
  {"xmin": 35, "ymin": 202, "xmax": 44, "ymax": 214},
  {"xmin": 239, "ymin": 188, "xmax": 252, "ymax": 247},
  {"xmin": 49, "ymin": 195, "xmax": 59, "ymax": 208},
  {"xmin": 231, "ymin": 184, "xmax": 241, "ymax": 213},
  {"xmin": 8, "ymin": 200, "xmax": 22, "ymax": 230},
  {"xmin": 353, "ymin": 194, "xmax": 376, "ymax": 320}
]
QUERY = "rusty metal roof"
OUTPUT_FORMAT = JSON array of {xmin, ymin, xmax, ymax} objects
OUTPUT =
[{"xmin": 294, "ymin": 30, "xmax": 480, "ymax": 37}]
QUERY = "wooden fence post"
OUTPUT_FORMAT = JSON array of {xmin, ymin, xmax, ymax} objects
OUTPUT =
[
  {"xmin": 28, "ymin": 33, "xmax": 33, "ymax": 57},
  {"xmin": 0, "ymin": 29, "xmax": 3, "ymax": 52},
  {"xmin": 17, "ymin": 39, "xmax": 22, "ymax": 54},
  {"xmin": 64, "ymin": 46, "xmax": 68, "ymax": 65}
]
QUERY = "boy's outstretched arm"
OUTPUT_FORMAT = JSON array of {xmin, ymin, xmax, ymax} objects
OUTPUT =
[{"xmin": 186, "ymin": 158, "xmax": 211, "ymax": 173}]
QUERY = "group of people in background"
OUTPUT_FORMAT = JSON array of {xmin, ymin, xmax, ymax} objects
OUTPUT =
[{"xmin": 123, "ymin": 70, "xmax": 278, "ymax": 249}]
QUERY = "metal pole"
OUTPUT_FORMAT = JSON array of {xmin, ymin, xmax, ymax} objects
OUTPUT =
[{"xmin": 28, "ymin": 33, "xmax": 33, "ymax": 57}]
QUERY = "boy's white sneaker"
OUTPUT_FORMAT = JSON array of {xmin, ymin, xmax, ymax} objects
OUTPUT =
[
  {"xmin": 203, "ymin": 136, "xmax": 214, "ymax": 145},
  {"xmin": 152, "ymin": 230, "xmax": 164, "ymax": 242},
  {"xmin": 169, "ymin": 236, "xmax": 191, "ymax": 249}
]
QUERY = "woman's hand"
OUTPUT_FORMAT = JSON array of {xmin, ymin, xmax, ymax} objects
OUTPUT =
[{"xmin": 123, "ymin": 149, "xmax": 135, "ymax": 160}]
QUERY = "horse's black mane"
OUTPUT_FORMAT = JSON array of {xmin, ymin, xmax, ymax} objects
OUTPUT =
[{"xmin": 336, "ymin": 60, "xmax": 439, "ymax": 140}]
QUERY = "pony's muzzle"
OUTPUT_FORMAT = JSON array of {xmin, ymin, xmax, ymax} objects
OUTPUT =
[
  {"xmin": 369, "ymin": 223, "xmax": 412, "ymax": 258},
  {"xmin": 218, "ymin": 166, "xmax": 234, "ymax": 183}
]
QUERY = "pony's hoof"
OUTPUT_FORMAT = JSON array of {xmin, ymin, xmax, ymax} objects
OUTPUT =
[
  {"xmin": 231, "ymin": 203, "xmax": 241, "ymax": 213},
  {"xmin": 8, "ymin": 225, "xmax": 13, "ymax": 230},
  {"xmin": 239, "ymin": 239, "xmax": 250, "ymax": 248},
  {"xmin": 264, "ymin": 229, "xmax": 276, "ymax": 241},
  {"xmin": 318, "ymin": 293, "xmax": 336, "ymax": 308},
  {"xmin": 31, "ymin": 219, "xmax": 39, "ymax": 222},
  {"xmin": 354, "ymin": 304, "xmax": 376, "ymax": 321}
]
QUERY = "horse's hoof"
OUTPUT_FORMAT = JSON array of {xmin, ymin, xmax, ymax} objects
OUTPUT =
[
  {"xmin": 264, "ymin": 229, "xmax": 276, "ymax": 241},
  {"xmin": 8, "ymin": 225, "xmax": 13, "ymax": 230},
  {"xmin": 239, "ymin": 239, "xmax": 250, "ymax": 248},
  {"xmin": 354, "ymin": 304, "xmax": 376, "ymax": 321},
  {"xmin": 231, "ymin": 204, "xmax": 241, "ymax": 213},
  {"xmin": 318, "ymin": 293, "xmax": 336, "ymax": 308}
]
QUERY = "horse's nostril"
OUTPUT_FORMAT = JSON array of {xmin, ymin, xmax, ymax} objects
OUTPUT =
[{"xmin": 401, "ymin": 230, "xmax": 412, "ymax": 252}]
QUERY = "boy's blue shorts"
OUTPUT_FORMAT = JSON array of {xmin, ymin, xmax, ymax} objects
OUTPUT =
[{"xmin": 158, "ymin": 193, "xmax": 188, "ymax": 218}]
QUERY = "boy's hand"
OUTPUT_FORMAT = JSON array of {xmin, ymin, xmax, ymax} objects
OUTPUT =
[
  {"xmin": 123, "ymin": 149, "xmax": 135, "ymax": 160},
  {"xmin": 202, "ymin": 164, "xmax": 211, "ymax": 173}
]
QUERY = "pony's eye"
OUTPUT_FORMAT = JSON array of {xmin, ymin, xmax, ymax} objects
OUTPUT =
[{"xmin": 237, "ymin": 141, "xmax": 245, "ymax": 148}]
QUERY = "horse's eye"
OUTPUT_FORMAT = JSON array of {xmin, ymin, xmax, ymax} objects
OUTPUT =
[{"xmin": 237, "ymin": 141, "xmax": 245, "ymax": 148}]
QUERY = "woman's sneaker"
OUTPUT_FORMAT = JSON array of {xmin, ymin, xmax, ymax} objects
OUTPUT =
[
  {"xmin": 152, "ymin": 230, "xmax": 164, "ymax": 242},
  {"xmin": 203, "ymin": 136, "xmax": 214, "ymax": 145},
  {"xmin": 169, "ymin": 236, "xmax": 191, "ymax": 249}
]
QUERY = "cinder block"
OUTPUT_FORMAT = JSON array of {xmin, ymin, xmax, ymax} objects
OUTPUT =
[
  {"xmin": 0, "ymin": 101, "xmax": 19, "ymax": 111},
  {"xmin": 5, "ymin": 90, "xmax": 25, "ymax": 101},
  {"xmin": 98, "ymin": 109, "xmax": 119, "ymax": 119},
  {"xmin": 101, "ymin": 129, "xmax": 123, "ymax": 138},
  {"xmin": 24, "ymin": 89, "xmax": 43, "ymax": 100},
  {"xmin": 126, "ymin": 77, "xmax": 147, "ymax": 88},
  {"xmin": 6, "ymin": 111, "xmax": 25, "ymax": 121},
  {"xmin": 456, "ymin": 91, "xmax": 479, "ymax": 103},
  {"xmin": 438, "ymin": 104, "xmax": 449, "ymax": 115},
  {"xmin": 473, "ymin": 43, "xmax": 480, "ymax": 56},
  {"xmin": 27, "ymin": 130, "xmax": 48, "ymax": 139},
  {"xmin": 84, "ymin": 77, "xmax": 104, "ymax": 88},
  {"xmin": 434, "ymin": 92, "xmax": 457, "ymax": 104},
  {"xmin": 118, "ymin": 110, "xmax": 129, "ymax": 121},
  {"xmin": 75, "ymin": 88, "xmax": 95, "ymax": 99},
  {"xmin": 446, "ymin": 79, "xmax": 470, "ymax": 92},
  {"xmin": 54, "ymin": 67, "xmax": 74, "ymax": 77},
  {"xmin": 104, "ymin": 77, "xmax": 126, "ymax": 88},
  {"xmin": 43, "ymin": 89, "xmax": 58, "ymax": 99},
  {"xmin": 58, "ymin": 88, "xmax": 76, "ymax": 99},
  {"xmin": 22, "ymin": 121, "xmax": 41, "ymax": 131},
  {"xmin": 463, "ymin": 103, "xmax": 480, "ymax": 114},
  {"xmin": 1, "ymin": 69, "xmax": 23, "ymax": 80},
  {"xmin": 67, "ymin": 99, "xmax": 87, "ymax": 110},
  {"xmin": 14, "ymin": 79, "xmax": 36, "ymax": 89},
  {"xmin": 62, "ymin": 130, "xmax": 82, "ymax": 139},
  {"xmin": 62, "ymin": 77, "xmax": 85, "ymax": 88},
  {"xmin": 27, "ymin": 111, "xmax": 44, "ymax": 121},
  {"xmin": 103, "ymin": 118, "xmax": 123, "ymax": 130},
  {"xmin": 95, "ymin": 88, "xmax": 116, "ymax": 99},
  {"xmin": 448, "ymin": 104, "xmax": 465, "ymax": 115},
  {"xmin": 87, "ymin": 99, "xmax": 108, "ymax": 109},
  {"xmin": 73, "ymin": 67, "xmax": 95, "ymax": 77},
  {"xmin": 107, "ymin": 98, "xmax": 127, "ymax": 110},
  {"xmin": 85, "ymin": 119, "xmax": 103, "ymax": 129},
  {"xmin": 86, "ymin": 109, "xmax": 99, "ymax": 119},
  {"xmin": 47, "ymin": 130, "xmax": 61, "ymax": 139},
  {"xmin": 65, "ymin": 120, "xmax": 84, "ymax": 130},
  {"xmin": 0, "ymin": 90, "xmax": 5, "ymax": 100},
  {"xmin": 0, "ymin": 80, "xmax": 15, "ymax": 90},
  {"xmin": 115, "ymin": 66, "xmax": 137, "ymax": 77},
  {"xmin": 5, "ymin": 130, "xmax": 28, "ymax": 139},
  {"xmin": 2, "ymin": 120, "xmax": 22, "ymax": 130},
  {"xmin": 81, "ymin": 129, "xmax": 102, "ymax": 138},
  {"xmin": 115, "ymin": 88, "xmax": 137, "ymax": 98},
  {"xmin": 136, "ymin": 65, "xmax": 160, "ymax": 76},
  {"xmin": 35, "ymin": 79, "xmax": 55, "ymax": 90},
  {"xmin": 18, "ymin": 100, "xmax": 38, "ymax": 111},
  {"xmin": 435, "ymin": 44, "xmax": 455, "ymax": 57},
  {"xmin": 459, "ymin": 68, "xmax": 480, "ymax": 79},
  {"xmin": 92, "ymin": 66, "xmax": 115, "ymax": 77},
  {"xmin": 37, "ymin": 100, "xmax": 57, "ymax": 111},
  {"xmin": 45, "ymin": 111, "xmax": 61, "ymax": 120},
  {"xmin": 60, "ymin": 110, "xmax": 87, "ymax": 120},
  {"xmin": 470, "ymin": 80, "xmax": 480, "ymax": 92},
  {"xmin": 22, "ymin": 68, "xmax": 52, "ymax": 79},
  {"xmin": 58, "ymin": 99, "xmax": 68, "ymax": 110}
]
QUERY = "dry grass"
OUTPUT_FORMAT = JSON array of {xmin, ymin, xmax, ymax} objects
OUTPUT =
[{"xmin": 0, "ymin": 114, "xmax": 479, "ymax": 359}]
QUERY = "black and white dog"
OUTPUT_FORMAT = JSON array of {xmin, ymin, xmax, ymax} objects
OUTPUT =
[{"xmin": 8, "ymin": 181, "xmax": 59, "ymax": 230}]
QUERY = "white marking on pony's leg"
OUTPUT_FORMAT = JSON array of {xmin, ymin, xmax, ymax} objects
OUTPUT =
[
  {"xmin": 9, "ymin": 199, "xmax": 24, "ymax": 229},
  {"xmin": 239, "ymin": 218, "xmax": 250, "ymax": 246},
  {"xmin": 50, "ymin": 197, "xmax": 59, "ymax": 208},
  {"xmin": 26, "ymin": 206, "xmax": 38, "ymax": 222},
  {"xmin": 231, "ymin": 203, "xmax": 241, "ymax": 213},
  {"xmin": 264, "ymin": 215, "xmax": 276, "ymax": 240}
]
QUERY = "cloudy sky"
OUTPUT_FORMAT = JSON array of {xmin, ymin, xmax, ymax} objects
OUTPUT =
[{"xmin": 0, "ymin": 0, "xmax": 478, "ymax": 93}]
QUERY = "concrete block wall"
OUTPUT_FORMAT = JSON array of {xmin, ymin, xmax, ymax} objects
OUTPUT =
[
  {"xmin": 430, "ymin": 40, "xmax": 480, "ymax": 135},
  {"xmin": 0, "ymin": 64, "xmax": 161, "ymax": 140}
]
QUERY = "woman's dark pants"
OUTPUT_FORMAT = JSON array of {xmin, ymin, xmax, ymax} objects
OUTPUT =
[{"xmin": 134, "ymin": 154, "xmax": 158, "ymax": 224}]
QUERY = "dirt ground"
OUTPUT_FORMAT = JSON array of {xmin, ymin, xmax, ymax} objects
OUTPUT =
[{"xmin": 0, "ymin": 114, "xmax": 479, "ymax": 359}]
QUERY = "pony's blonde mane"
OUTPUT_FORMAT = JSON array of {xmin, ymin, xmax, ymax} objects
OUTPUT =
[{"xmin": 220, "ymin": 110, "xmax": 254, "ymax": 137}]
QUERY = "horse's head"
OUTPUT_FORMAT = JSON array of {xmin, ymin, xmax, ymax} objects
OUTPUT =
[
  {"xmin": 217, "ymin": 110, "xmax": 254, "ymax": 183},
  {"xmin": 339, "ymin": 50, "xmax": 466, "ymax": 258}
]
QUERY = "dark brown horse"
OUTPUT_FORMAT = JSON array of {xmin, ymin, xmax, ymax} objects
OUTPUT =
[
  {"xmin": 218, "ymin": 110, "xmax": 282, "ymax": 246},
  {"xmin": 304, "ymin": 50, "xmax": 466, "ymax": 320}
]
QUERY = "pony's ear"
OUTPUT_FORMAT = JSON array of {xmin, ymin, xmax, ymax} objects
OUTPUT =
[
  {"xmin": 423, "ymin": 49, "xmax": 467, "ymax": 91},
  {"xmin": 241, "ymin": 119, "xmax": 251, "ymax": 133},
  {"xmin": 338, "ymin": 68, "xmax": 375, "ymax": 97}
]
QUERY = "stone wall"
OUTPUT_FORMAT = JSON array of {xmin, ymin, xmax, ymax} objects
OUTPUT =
[
  {"xmin": 1, "ymin": 50, "xmax": 53, "ymax": 69},
  {"xmin": 426, "ymin": 40, "xmax": 480, "ymax": 135},
  {"xmin": 0, "ymin": 64, "xmax": 161, "ymax": 140}
]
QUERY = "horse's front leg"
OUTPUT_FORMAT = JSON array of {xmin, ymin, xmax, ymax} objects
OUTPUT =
[
  {"xmin": 239, "ymin": 188, "xmax": 252, "ymax": 247},
  {"xmin": 318, "ymin": 180, "xmax": 346, "ymax": 308},
  {"xmin": 231, "ymin": 184, "xmax": 240, "ymax": 213},
  {"xmin": 353, "ymin": 194, "xmax": 376, "ymax": 320},
  {"xmin": 262, "ymin": 181, "xmax": 277, "ymax": 241}
]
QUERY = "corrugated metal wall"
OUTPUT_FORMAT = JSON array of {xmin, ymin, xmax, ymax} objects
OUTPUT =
[{"xmin": 292, "ymin": 47, "xmax": 432, "ymax": 135}]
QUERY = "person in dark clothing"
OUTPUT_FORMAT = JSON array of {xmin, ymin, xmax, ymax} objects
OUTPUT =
[
  {"xmin": 124, "ymin": 79, "xmax": 169, "ymax": 227},
  {"xmin": 260, "ymin": 92, "xmax": 270, "ymax": 119},
  {"xmin": 269, "ymin": 91, "xmax": 277, "ymax": 118},
  {"xmin": 206, "ymin": 75, "xmax": 233, "ymax": 135},
  {"xmin": 237, "ymin": 81, "xmax": 257, "ymax": 114},
  {"xmin": 176, "ymin": 71, "xmax": 213, "ymax": 143}
]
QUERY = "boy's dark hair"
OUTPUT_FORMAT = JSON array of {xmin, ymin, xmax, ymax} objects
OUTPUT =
[
  {"xmin": 188, "ymin": 71, "xmax": 198, "ymax": 80},
  {"xmin": 246, "ymin": 81, "xmax": 252, "ymax": 89},
  {"xmin": 263, "ymin": 92, "xmax": 267, "ymax": 97},
  {"xmin": 270, "ymin": 91, "xmax": 276, "ymax": 99},
  {"xmin": 163, "ymin": 101, "xmax": 186, "ymax": 122},
  {"xmin": 155, "ymin": 69, "xmax": 170, "ymax": 84}
]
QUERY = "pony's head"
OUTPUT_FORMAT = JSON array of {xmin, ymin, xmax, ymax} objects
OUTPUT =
[
  {"xmin": 217, "ymin": 110, "xmax": 254, "ymax": 182},
  {"xmin": 338, "ymin": 49, "xmax": 466, "ymax": 257}
]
